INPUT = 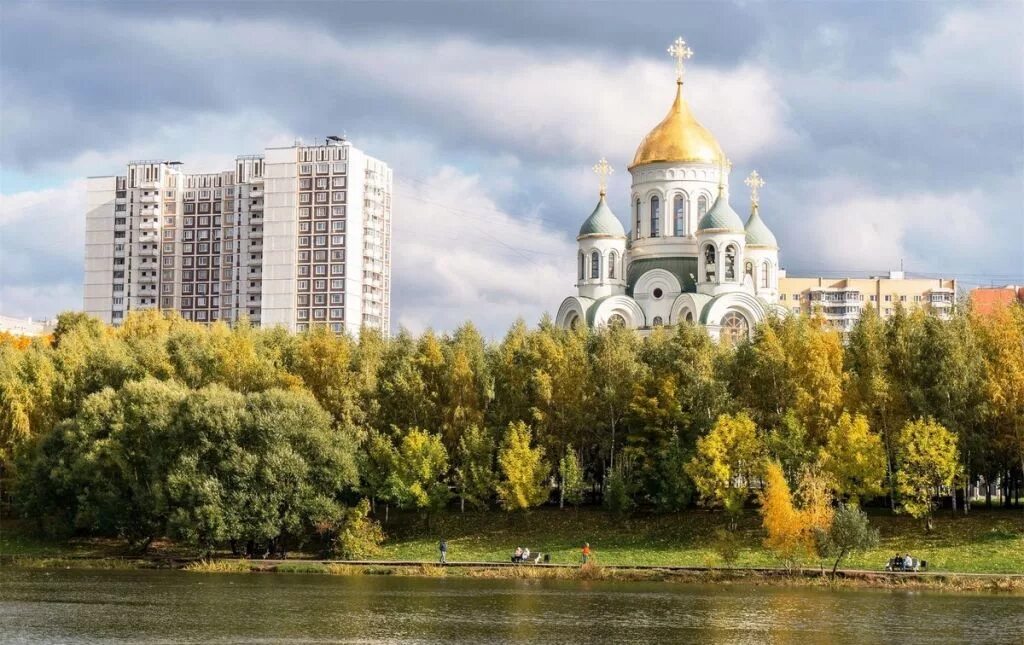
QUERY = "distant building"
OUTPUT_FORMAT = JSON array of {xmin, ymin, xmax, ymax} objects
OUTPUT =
[
  {"xmin": 969, "ymin": 285, "xmax": 1024, "ymax": 316},
  {"xmin": 84, "ymin": 137, "xmax": 392, "ymax": 335},
  {"xmin": 778, "ymin": 271, "xmax": 957, "ymax": 332},
  {"xmin": 0, "ymin": 314, "xmax": 55, "ymax": 337}
]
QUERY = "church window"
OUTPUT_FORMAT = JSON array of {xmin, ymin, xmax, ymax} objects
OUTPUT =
[
  {"xmin": 578, "ymin": 252, "xmax": 584, "ymax": 281},
  {"xmin": 720, "ymin": 311, "xmax": 750, "ymax": 346},
  {"xmin": 685, "ymin": 311, "xmax": 694, "ymax": 323},
  {"xmin": 608, "ymin": 251, "xmax": 617, "ymax": 279},
  {"xmin": 652, "ymin": 316, "xmax": 663, "ymax": 327},
  {"xmin": 703, "ymin": 244, "xmax": 716, "ymax": 281},
  {"xmin": 745, "ymin": 261, "xmax": 753, "ymax": 278},
  {"xmin": 650, "ymin": 196, "xmax": 660, "ymax": 237},
  {"xmin": 635, "ymin": 199, "xmax": 641, "ymax": 239},
  {"xmin": 674, "ymin": 195, "xmax": 687, "ymax": 236},
  {"xmin": 653, "ymin": 288, "xmax": 663, "ymax": 299},
  {"xmin": 724, "ymin": 244, "xmax": 737, "ymax": 280},
  {"xmin": 608, "ymin": 313, "xmax": 626, "ymax": 327},
  {"xmin": 761, "ymin": 261, "xmax": 770, "ymax": 288},
  {"xmin": 591, "ymin": 250, "xmax": 600, "ymax": 279},
  {"xmin": 698, "ymin": 195, "xmax": 709, "ymax": 218}
]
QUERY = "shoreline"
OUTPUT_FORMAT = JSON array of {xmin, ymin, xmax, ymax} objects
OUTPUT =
[{"xmin": 5, "ymin": 556, "xmax": 1022, "ymax": 593}]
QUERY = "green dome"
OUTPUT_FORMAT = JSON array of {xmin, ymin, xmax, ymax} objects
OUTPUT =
[
  {"xmin": 744, "ymin": 205, "xmax": 778, "ymax": 248},
  {"xmin": 578, "ymin": 195, "xmax": 625, "ymax": 238},
  {"xmin": 697, "ymin": 191, "xmax": 744, "ymax": 233}
]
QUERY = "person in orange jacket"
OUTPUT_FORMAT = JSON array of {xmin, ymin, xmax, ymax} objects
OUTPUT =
[{"xmin": 581, "ymin": 542, "xmax": 591, "ymax": 564}]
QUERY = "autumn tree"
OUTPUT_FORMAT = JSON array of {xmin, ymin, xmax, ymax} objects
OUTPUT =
[
  {"xmin": 760, "ymin": 460, "xmax": 805, "ymax": 568},
  {"xmin": 814, "ymin": 504, "xmax": 879, "ymax": 575},
  {"xmin": 686, "ymin": 412, "xmax": 763, "ymax": 528},
  {"xmin": 895, "ymin": 419, "xmax": 960, "ymax": 531},
  {"xmin": 496, "ymin": 421, "xmax": 550, "ymax": 510},
  {"xmin": 454, "ymin": 425, "xmax": 496, "ymax": 511},
  {"xmin": 558, "ymin": 445, "xmax": 584, "ymax": 509},
  {"xmin": 818, "ymin": 413, "xmax": 887, "ymax": 503},
  {"xmin": 392, "ymin": 428, "xmax": 450, "ymax": 522}
]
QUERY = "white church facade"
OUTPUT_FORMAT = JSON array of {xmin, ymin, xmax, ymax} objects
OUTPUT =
[{"xmin": 556, "ymin": 38, "xmax": 787, "ymax": 343}]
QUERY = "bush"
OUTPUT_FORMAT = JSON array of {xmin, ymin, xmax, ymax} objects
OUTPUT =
[{"xmin": 322, "ymin": 499, "xmax": 385, "ymax": 560}]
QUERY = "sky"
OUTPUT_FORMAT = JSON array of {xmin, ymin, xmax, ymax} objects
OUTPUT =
[{"xmin": 1, "ymin": 1, "xmax": 1022, "ymax": 337}]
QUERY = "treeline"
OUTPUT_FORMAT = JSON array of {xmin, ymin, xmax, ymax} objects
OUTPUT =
[{"xmin": 1, "ymin": 305, "xmax": 1022, "ymax": 552}]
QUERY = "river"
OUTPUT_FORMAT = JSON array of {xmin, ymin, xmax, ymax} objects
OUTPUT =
[{"xmin": 1, "ymin": 568, "xmax": 1022, "ymax": 643}]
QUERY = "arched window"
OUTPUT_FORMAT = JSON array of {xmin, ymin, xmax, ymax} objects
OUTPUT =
[
  {"xmin": 703, "ymin": 244, "xmax": 716, "ymax": 282},
  {"xmin": 761, "ymin": 261, "xmax": 770, "ymax": 289},
  {"xmin": 698, "ymin": 195, "xmax": 709, "ymax": 218},
  {"xmin": 720, "ymin": 311, "xmax": 750, "ymax": 346},
  {"xmin": 685, "ymin": 311, "xmax": 694, "ymax": 323},
  {"xmin": 578, "ymin": 252, "xmax": 585, "ymax": 281},
  {"xmin": 591, "ymin": 250, "xmax": 600, "ymax": 279},
  {"xmin": 635, "ymin": 199, "xmax": 641, "ymax": 240},
  {"xmin": 745, "ymin": 261, "xmax": 753, "ymax": 278},
  {"xmin": 652, "ymin": 316, "xmax": 664, "ymax": 327},
  {"xmin": 673, "ymin": 195, "xmax": 687, "ymax": 236},
  {"xmin": 725, "ymin": 244, "xmax": 737, "ymax": 280},
  {"xmin": 608, "ymin": 251, "xmax": 617, "ymax": 279},
  {"xmin": 650, "ymin": 196, "xmax": 660, "ymax": 238},
  {"xmin": 608, "ymin": 313, "xmax": 626, "ymax": 327}
]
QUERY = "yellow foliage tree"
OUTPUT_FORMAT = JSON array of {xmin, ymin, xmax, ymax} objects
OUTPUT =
[
  {"xmin": 496, "ymin": 421, "xmax": 550, "ymax": 511},
  {"xmin": 818, "ymin": 413, "xmax": 887, "ymax": 504},
  {"xmin": 973, "ymin": 305, "xmax": 1024, "ymax": 480},
  {"xmin": 895, "ymin": 418, "xmax": 960, "ymax": 531},
  {"xmin": 760, "ymin": 461, "xmax": 835, "ymax": 567},
  {"xmin": 686, "ymin": 412, "xmax": 763, "ymax": 527}
]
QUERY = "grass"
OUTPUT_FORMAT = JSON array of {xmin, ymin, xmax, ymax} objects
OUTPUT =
[
  {"xmin": 377, "ymin": 507, "xmax": 1024, "ymax": 575},
  {"xmin": 3, "ymin": 508, "xmax": 1022, "ymax": 578}
]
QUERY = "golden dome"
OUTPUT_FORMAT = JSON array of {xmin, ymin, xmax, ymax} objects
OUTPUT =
[{"xmin": 630, "ymin": 81, "xmax": 723, "ymax": 169}]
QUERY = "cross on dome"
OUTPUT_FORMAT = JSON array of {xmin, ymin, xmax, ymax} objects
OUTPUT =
[
  {"xmin": 667, "ymin": 37, "xmax": 694, "ymax": 82},
  {"xmin": 592, "ymin": 157, "xmax": 613, "ymax": 196},
  {"xmin": 745, "ymin": 170, "xmax": 765, "ymax": 207}
]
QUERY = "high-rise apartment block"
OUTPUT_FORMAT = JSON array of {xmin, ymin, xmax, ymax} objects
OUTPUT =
[{"xmin": 84, "ymin": 137, "xmax": 392, "ymax": 335}]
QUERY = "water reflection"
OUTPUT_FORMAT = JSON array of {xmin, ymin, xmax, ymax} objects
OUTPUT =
[{"xmin": 1, "ymin": 568, "xmax": 1022, "ymax": 644}]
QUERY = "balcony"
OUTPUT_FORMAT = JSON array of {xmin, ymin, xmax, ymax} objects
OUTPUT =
[
  {"xmin": 140, "ymin": 194, "xmax": 159, "ymax": 204},
  {"xmin": 137, "ymin": 246, "xmax": 158, "ymax": 257},
  {"xmin": 138, "ymin": 274, "xmax": 158, "ymax": 284},
  {"xmin": 138, "ymin": 180, "xmax": 160, "ymax": 189},
  {"xmin": 139, "ymin": 219, "xmax": 160, "ymax": 230}
]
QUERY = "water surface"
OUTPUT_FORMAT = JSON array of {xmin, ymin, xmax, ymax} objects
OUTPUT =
[{"xmin": 1, "ymin": 568, "xmax": 1022, "ymax": 644}]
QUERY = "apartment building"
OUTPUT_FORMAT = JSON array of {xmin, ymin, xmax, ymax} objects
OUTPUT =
[
  {"xmin": 84, "ymin": 137, "xmax": 392, "ymax": 336},
  {"xmin": 778, "ymin": 271, "xmax": 956, "ymax": 332}
]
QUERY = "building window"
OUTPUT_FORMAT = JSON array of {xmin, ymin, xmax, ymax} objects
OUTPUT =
[
  {"xmin": 761, "ymin": 261, "xmax": 770, "ymax": 289},
  {"xmin": 724, "ymin": 245, "xmax": 737, "ymax": 281},
  {"xmin": 704, "ymin": 244, "xmax": 716, "ymax": 282},
  {"xmin": 635, "ymin": 199, "xmax": 641, "ymax": 239},
  {"xmin": 720, "ymin": 311, "xmax": 750, "ymax": 345},
  {"xmin": 674, "ymin": 195, "xmax": 686, "ymax": 236},
  {"xmin": 608, "ymin": 251, "xmax": 617, "ymax": 279},
  {"xmin": 745, "ymin": 261, "xmax": 753, "ymax": 279},
  {"xmin": 590, "ymin": 250, "xmax": 600, "ymax": 279},
  {"xmin": 652, "ymin": 316, "xmax": 663, "ymax": 327},
  {"xmin": 650, "ymin": 196, "xmax": 660, "ymax": 237},
  {"xmin": 698, "ymin": 195, "xmax": 709, "ymax": 218}
]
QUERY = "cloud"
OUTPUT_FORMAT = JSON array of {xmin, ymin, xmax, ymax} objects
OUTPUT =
[
  {"xmin": 0, "ymin": 180, "xmax": 86, "ymax": 317},
  {"xmin": 391, "ymin": 166, "xmax": 574, "ymax": 336}
]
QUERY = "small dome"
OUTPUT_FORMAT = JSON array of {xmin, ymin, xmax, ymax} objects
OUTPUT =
[
  {"xmin": 697, "ymin": 191, "xmax": 744, "ymax": 233},
  {"xmin": 744, "ymin": 205, "xmax": 778, "ymax": 248},
  {"xmin": 578, "ymin": 195, "xmax": 626, "ymax": 238},
  {"xmin": 630, "ymin": 82, "xmax": 723, "ymax": 169}
]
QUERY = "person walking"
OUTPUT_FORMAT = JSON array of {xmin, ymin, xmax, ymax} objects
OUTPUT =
[
  {"xmin": 439, "ymin": 539, "xmax": 448, "ymax": 565},
  {"xmin": 581, "ymin": 542, "xmax": 591, "ymax": 565}
]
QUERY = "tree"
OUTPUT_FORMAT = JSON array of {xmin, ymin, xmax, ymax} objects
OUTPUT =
[
  {"xmin": 760, "ymin": 460, "xmax": 804, "ymax": 567},
  {"xmin": 814, "ymin": 504, "xmax": 879, "ymax": 575},
  {"xmin": 590, "ymin": 324, "xmax": 642, "ymax": 469},
  {"xmin": 764, "ymin": 410, "xmax": 813, "ymax": 487},
  {"xmin": 603, "ymin": 460, "xmax": 636, "ymax": 516},
  {"xmin": 818, "ymin": 413, "xmax": 887, "ymax": 504},
  {"xmin": 496, "ymin": 421, "xmax": 550, "ymax": 510},
  {"xmin": 895, "ymin": 419, "xmax": 960, "ymax": 531},
  {"xmin": 973, "ymin": 305, "xmax": 1024, "ymax": 494},
  {"xmin": 392, "ymin": 428, "xmax": 450, "ymax": 522},
  {"xmin": 558, "ymin": 445, "xmax": 584, "ymax": 509},
  {"xmin": 321, "ymin": 498, "xmax": 385, "ymax": 560},
  {"xmin": 685, "ymin": 412, "xmax": 763, "ymax": 528},
  {"xmin": 455, "ymin": 425, "xmax": 496, "ymax": 511},
  {"xmin": 359, "ymin": 430, "xmax": 401, "ymax": 521}
]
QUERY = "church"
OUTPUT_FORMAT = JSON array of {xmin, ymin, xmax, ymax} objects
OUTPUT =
[{"xmin": 556, "ymin": 38, "xmax": 788, "ymax": 343}]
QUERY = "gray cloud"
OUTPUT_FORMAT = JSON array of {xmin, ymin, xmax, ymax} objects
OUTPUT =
[{"xmin": 1, "ymin": 1, "xmax": 1022, "ymax": 332}]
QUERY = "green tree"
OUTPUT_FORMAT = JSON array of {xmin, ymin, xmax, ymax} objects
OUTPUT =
[
  {"xmin": 454, "ymin": 425, "xmax": 496, "ymax": 511},
  {"xmin": 590, "ymin": 324, "xmax": 642, "ymax": 470},
  {"xmin": 814, "ymin": 504, "xmax": 880, "ymax": 575},
  {"xmin": 685, "ymin": 412, "xmax": 763, "ymax": 528},
  {"xmin": 359, "ymin": 430, "xmax": 401, "ymax": 521},
  {"xmin": 322, "ymin": 498, "xmax": 385, "ymax": 560},
  {"xmin": 496, "ymin": 421, "xmax": 550, "ymax": 510},
  {"xmin": 895, "ymin": 419, "xmax": 960, "ymax": 531},
  {"xmin": 558, "ymin": 445, "xmax": 584, "ymax": 509}
]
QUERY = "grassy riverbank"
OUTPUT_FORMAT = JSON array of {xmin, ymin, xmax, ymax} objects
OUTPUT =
[{"xmin": 4, "ymin": 508, "xmax": 1022, "ymax": 583}]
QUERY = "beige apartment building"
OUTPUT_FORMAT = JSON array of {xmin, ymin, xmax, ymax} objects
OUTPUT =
[
  {"xmin": 777, "ymin": 270, "xmax": 956, "ymax": 331},
  {"xmin": 84, "ymin": 137, "xmax": 391, "ymax": 335}
]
